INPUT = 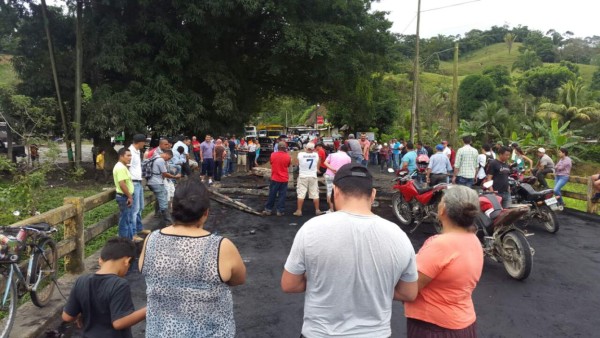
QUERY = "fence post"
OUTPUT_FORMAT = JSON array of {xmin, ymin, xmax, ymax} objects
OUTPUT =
[
  {"xmin": 587, "ymin": 176, "xmax": 599, "ymax": 214},
  {"xmin": 64, "ymin": 196, "xmax": 85, "ymax": 273}
]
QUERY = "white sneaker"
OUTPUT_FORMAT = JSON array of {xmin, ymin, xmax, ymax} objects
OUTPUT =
[{"xmin": 208, "ymin": 179, "xmax": 213, "ymax": 185}]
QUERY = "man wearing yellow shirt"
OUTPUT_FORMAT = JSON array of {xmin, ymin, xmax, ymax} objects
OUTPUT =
[
  {"xmin": 113, "ymin": 148, "xmax": 134, "ymax": 240},
  {"xmin": 95, "ymin": 148, "xmax": 107, "ymax": 182}
]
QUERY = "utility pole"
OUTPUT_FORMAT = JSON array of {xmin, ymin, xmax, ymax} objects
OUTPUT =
[
  {"xmin": 450, "ymin": 42, "xmax": 459, "ymax": 147},
  {"xmin": 410, "ymin": 0, "xmax": 422, "ymax": 143}
]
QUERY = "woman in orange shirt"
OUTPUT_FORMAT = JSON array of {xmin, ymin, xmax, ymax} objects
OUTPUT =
[{"xmin": 404, "ymin": 185, "xmax": 483, "ymax": 338}]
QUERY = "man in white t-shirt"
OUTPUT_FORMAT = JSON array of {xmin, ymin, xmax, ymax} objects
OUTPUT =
[
  {"xmin": 293, "ymin": 143, "xmax": 323, "ymax": 216},
  {"xmin": 282, "ymin": 163, "xmax": 418, "ymax": 338},
  {"xmin": 128, "ymin": 134, "xmax": 146, "ymax": 240}
]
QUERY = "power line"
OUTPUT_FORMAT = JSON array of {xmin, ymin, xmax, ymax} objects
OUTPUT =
[
  {"xmin": 422, "ymin": 0, "xmax": 481, "ymax": 13},
  {"xmin": 400, "ymin": 14, "xmax": 417, "ymax": 35}
]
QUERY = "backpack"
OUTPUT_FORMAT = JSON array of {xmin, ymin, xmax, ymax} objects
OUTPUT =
[
  {"xmin": 141, "ymin": 157, "xmax": 159, "ymax": 182},
  {"xmin": 480, "ymin": 153, "xmax": 494, "ymax": 175}
]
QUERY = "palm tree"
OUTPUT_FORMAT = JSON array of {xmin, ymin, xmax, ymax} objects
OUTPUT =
[
  {"xmin": 473, "ymin": 101, "xmax": 510, "ymax": 143},
  {"xmin": 504, "ymin": 33, "xmax": 517, "ymax": 54},
  {"xmin": 538, "ymin": 79, "xmax": 600, "ymax": 122}
]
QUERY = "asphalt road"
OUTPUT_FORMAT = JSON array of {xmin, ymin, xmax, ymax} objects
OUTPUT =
[{"xmin": 49, "ymin": 175, "xmax": 600, "ymax": 338}]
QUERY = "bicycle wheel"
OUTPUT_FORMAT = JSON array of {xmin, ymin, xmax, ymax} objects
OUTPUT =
[
  {"xmin": 0, "ymin": 274, "xmax": 17, "ymax": 338},
  {"xmin": 30, "ymin": 239, "xmax": 58, "ymax": 307}
]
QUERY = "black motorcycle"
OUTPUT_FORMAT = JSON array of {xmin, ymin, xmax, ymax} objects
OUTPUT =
[{"xmin": 509, "ymin": 166, "xmax": 560, "ymax": 234}]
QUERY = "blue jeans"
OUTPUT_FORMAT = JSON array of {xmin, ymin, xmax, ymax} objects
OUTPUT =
[
  {"xmin": 148, "ymin": 184, "xmax": 168, "ymax": 212},
  {"xmin": 202, "ymin": 158, "xmax": 214, "ymax": 176},
  {"xmin": 265, "ymin": 181, "xmax": 288, "ymax": 213},
  {"xmin": 131, "ymin": 181, "xmax": 144, "ymax": 233},
  {"xmin": 116, "ymin": 194, "xmax": 134, "ymax": 240},
  {"xmin": 498, "ymin": 191, "xmax": 511, "ymax": 209},
  {"xmin": 456, "ymin": 176, "xmax": 474, "ymax": 188},
  {"xmin": 214, "ymin": 160, "xmax": 223, "ymax": 181},
  {"xmin": 554, "ymin": 175, "xmax": 569, "ymax": 205},
  {"xmin": 393, "ymin": 153, "xmax": 400, "ymax": 169}
]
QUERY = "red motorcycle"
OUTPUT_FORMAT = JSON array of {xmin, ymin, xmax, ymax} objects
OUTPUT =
[{"xmin": 391, "ymin": 170, "xmax": 449, "ymax": 233}]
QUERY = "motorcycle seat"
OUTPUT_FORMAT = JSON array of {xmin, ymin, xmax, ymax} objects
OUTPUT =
[
  {"xmin": 415, "ymin": 185, "xmax": 433, "ymax": 195},
  {"xmin": 520, "ymin": 183, "xmax": 552, "ymax": 199}
]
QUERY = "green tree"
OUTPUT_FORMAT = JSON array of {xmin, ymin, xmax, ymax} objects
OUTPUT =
[
  {"xmin": 504, "ymin": 32, "xmax": 516, "ymax": 54},
  {"xmin": 482, "ymin": 65, "xmax": 512, "ymax": 88},
  {"xmin": 519, "ymin": 30, "xmax": 556, "ymax": 62},
  {"xmin": 517, "ymin": 65, "xmax": 576, "ymax": 100},
  {"xmin": 538, "ymin": 79, "xmax": 600, "ymax": 122},
  {"xmin": 512, "ymin": 49, "xmax": 542, "ymax": 72},
  {"xmin": 590, "ymin": 67, "xmax": 600, "ymax": 90},
  {"xmin": 457, "ymin": 74, "xmax": 495, "ymax": 119},
  {"xmin": 472, "ymin": 101, "xmax": 510, "ymax": 143}
]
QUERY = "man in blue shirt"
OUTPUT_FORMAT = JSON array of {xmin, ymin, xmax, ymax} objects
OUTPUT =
[
  {"xmin": 426, "ymin": 144, "xmax": 452, "ymax": 186},
  {"xmin": 401, "ymin": 142, "xmax": 417, "ymax": 173},
  {"xmin": 391, "ymin": 138, "xmax": 402, "ymax": 169}
]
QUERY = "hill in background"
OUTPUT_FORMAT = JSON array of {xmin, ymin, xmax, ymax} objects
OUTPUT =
[{"xmin": 437, "ymin": 42, "xmax": 596, "ymax": 84}]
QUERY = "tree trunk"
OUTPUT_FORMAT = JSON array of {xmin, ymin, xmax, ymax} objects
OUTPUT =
[
  {"xmin": 74, "ymin": 0, "xmax": 83, "ymax": 166},
  {"xmin": 40, "ymin": 0, "xmax": 74, "ymax": 169},
  {"xmin": 450, "ymin": 43, "xmax": 459, "ymax": 147}
]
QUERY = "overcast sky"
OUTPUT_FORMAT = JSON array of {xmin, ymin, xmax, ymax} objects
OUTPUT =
[{"xmin": 371, "ymin": 0, "xmax": 599, "ymax": 39}]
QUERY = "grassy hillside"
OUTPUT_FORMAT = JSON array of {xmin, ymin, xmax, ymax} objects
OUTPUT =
[
  {"xmin": 0, "ymin": 54, "xmax": 18, "ymax": 87},
  {"xmin": 436, "ymin": 42, "xmax": 596, "ymax": 85},
  {"xmin": 438, "ymin": 43, "xmax": 523, "ymax": 76}
]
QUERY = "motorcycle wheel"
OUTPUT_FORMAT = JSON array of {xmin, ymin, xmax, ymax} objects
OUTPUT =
[
  {"xmin": 392, "ymin": 193, "xmax": 412, "ymax": 226},
  {"xmin": 501, "ymin": 231, "xmax": 533, "ymax": 281},
  {"xmin": 538, "ymin": 205, "xmax": 559, "ymax": 234}
]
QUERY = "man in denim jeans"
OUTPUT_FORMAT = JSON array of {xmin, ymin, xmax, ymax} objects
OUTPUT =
[
  {"xmin": 263, "ymin": 142, "xmax": 291, "ymax": 216},
  {"xmin": 128, "ymin": 134, "xmax": 147, "ymax": 241},
  {"xmin": 113, "ymin": 148, "xmax": 134, "ymax": 239},
  {"xmin": 147, "ymin": 150, "xmax": 181, "ymax": 228}
]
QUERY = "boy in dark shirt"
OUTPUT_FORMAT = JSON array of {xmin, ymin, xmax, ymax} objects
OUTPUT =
[{"xmin": 62, "ymin": 238, "xmax": 146, "ymax": 338}]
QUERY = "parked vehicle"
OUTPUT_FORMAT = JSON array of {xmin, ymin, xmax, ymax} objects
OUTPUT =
[
  {"xmin": 509, "ymin": 165, "xmax": 560, "ymax": 233},
  {"xmin": 390, "ymin": 170, "xmax": 449, "ymax": 233},
  {"xmin": 476, "ymin": 185, "xmax": 534, "ymax": 280},
  {"xmin": 244, "ymin": 125, "xmax": 258, "ymax": 139},
  {"xmin": 0, "ymin": 142, "xmax": 26, "ymax": 162}
]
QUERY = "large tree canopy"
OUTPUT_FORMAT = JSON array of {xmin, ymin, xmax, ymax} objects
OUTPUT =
[{"xmin": 11, "ymin": 0, "xmax": 396, "ymax": 138}]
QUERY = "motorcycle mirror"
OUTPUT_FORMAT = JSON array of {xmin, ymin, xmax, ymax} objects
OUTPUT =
[{"xmin": 483, "ymin": 180, "xmax": 494, "ymax": 189}]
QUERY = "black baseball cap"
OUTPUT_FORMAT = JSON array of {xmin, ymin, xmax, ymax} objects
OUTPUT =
[
  {"xmin": 133, "ymin": 134, "xmax": 146, "ymax": 143},
  {"xmin": 333, "ymin": 163, "xmax": 373, "ymax": 186}
]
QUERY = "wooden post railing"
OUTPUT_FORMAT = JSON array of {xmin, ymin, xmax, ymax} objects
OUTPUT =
[
  {"xmin": 9, "ymin": 188, "xmax": 154, "ymax": 274},
  {"xmin": 588, "ymin": 176, "xmax": 599, "ymax": 214},
  {"xmin": 63, "ymin": 197, "xmax": 84, "ymax": 273}
]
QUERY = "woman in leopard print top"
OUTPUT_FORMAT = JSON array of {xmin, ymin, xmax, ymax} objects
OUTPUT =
[{"xmin": 139, "ymin": 177, "xmax": 246, "ymax": 337}]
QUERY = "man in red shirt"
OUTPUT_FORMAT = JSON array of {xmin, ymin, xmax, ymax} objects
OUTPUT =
[
  {"xmin": 263, "ymin": 141, "xmax": 291, "ymax": 216},
  {"xmin": 316, "ymin": 143, "xmax": 327, "ymax": 176}
]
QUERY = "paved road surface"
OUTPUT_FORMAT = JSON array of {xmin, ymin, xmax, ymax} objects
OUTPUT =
[{"xmin": 50, "ymin": 174, "xmax": 600, "ymax": 337}]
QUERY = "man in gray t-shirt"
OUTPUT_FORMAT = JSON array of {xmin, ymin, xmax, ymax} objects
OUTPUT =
[
  {"xmin": 282, "ymin": 163, "xmax": 418, "ymax": 338},
  {"xmin": 147, "ymin": 150, "xmax": 180, "ymax": 228},
  {"xmin": 533, "ymin": 147, "xmax": 555, "ymax": 189}
]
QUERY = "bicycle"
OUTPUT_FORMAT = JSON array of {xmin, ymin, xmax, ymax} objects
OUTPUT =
[{"xmin": 0, "ymin": 223, "xmax": 58, "ymax": 338}]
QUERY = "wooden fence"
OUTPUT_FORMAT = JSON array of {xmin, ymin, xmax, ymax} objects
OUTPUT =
[
  {"xmin": 9, "ymin": 188, "xmax": 153, "ymax": 273},
  {"xmin": 548, "ymin": 174, "xmax": 598, "ymax": 214}
]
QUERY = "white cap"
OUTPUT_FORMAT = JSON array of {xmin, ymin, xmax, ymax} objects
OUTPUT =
[
  {"xmin": 306, "ymin": 143, "xmax": 315, "ymax": 150},
  {"xmin": 538, "ymin": 147, "xmax": 546, "ymax": 153},
  {"xmin": 383, "ymin": 143, "xmax": 388, "ymax": 146}
]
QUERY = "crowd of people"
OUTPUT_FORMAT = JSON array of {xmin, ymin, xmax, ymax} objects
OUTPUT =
[{"xmin": 60, "ymin": 129, "xmax": 600, "ymax": 338}]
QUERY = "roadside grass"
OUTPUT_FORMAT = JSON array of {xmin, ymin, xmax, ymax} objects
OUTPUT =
[{"xmin": 546, "ymin": 178, "xmax": 596, "ymax": 213}]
